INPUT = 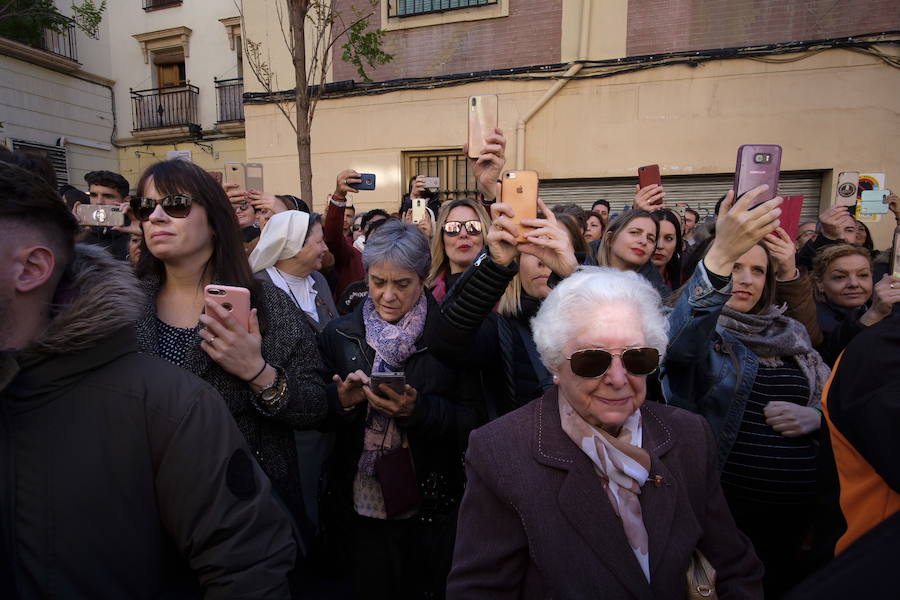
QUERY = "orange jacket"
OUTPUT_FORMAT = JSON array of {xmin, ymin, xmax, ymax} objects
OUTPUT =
[{"xmin": 822, "ymin": 355, "xmax": 900, "ymax": 555}]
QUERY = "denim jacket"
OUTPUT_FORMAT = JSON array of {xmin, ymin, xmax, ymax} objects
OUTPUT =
[{"xmin": 662, "ymin": 263, "xmax": 759, "ymax": 469}]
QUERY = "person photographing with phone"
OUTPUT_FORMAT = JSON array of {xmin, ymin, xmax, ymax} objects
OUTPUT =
[
  {"xmin": 317, "ymin": 220, "xmax": 481, "ymax": 599},
  {"xmin": 130, "ymin": 160, "xmax": 327, "ymax": 562},
  {"xmin": 664, "ymin": 184, "xmax": 835, "ymax": 597}
]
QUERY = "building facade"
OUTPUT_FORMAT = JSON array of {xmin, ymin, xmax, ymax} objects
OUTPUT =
[
  {"xmin": 243, "ymin": 0, "xmax": 900, "ymax": 247},
  {"xmin": 109, "ymin": 0, "xmax": 247, "ymax": 188},
  {"xmin": 0, "ymin": 2, "xmax": 117, "ymax": 187}
]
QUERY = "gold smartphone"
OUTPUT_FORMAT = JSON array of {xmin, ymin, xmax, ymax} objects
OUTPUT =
[
  {"xmin": 224, "ymin": 162, "xmax": 247, "ymax": 190},
  {"xmin": 467, "ymin": 95, "xmax": 498, "ymax": 159},
  {"xmin": 501, "ymin": 170, "xmax": 539, "ymax": 242}
]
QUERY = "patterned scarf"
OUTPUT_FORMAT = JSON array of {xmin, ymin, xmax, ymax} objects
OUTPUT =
[
  {"xmin": 353, "ymin": 292, "xmax": 428, "ymax": 519},
  {"xmin": 559, "ymin": 397, "xmax": 652, "ymax": 581},
  {"xmin": 719, "ymin": 303, "xmax": 831, "ymax": 409}
]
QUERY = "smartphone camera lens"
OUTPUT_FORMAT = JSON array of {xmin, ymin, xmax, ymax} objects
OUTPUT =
[{"xmin": 754, "ymin": 153, "xmax": 771, "ymax": 164}]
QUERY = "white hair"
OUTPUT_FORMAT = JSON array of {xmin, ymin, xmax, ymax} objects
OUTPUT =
[{"xmin": 531, "ymin": 267, "xmax": 669, "ymax": 372}]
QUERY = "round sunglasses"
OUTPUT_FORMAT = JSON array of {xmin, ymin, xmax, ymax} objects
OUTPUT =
[
  {"xmin": 130, "ymin": 194, "xmax": 193, "ymax": 221},
  {"xmin": 566, "ymin": 347, "xmax": 660, "ymax": 378},
  {"xmin": 443, "ymin": 220, "xmax": 483, "ymax": 237}
]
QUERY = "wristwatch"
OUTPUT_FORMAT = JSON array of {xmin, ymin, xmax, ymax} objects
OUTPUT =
[{"xmin": 257, "ymin": 367, "xmax": 287, "ymax": 406}]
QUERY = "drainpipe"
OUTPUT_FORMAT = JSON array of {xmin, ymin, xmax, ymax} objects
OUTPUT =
[{"xmin": 515, "ymin": 0, "xmax": 591, "ymax": 170}]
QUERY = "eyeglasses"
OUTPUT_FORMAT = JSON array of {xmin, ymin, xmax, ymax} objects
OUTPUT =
[
  {"xmin": 443, "ymin": 220, "xmax": 483, "ymax": 237},
  {"xmin": 566, "ymin": 347, "xmax": 660, "ymax": 378},
  {"xmin": 130, "ymin": 194, "xmax": 193, "ymax": 221},
  {"xmin": 352, "ymin": 225, "xmax": 362, "ymax": 231},
  {"xmin": 232, "ymin": 201, "xmax": 253, "ymax": 213}
]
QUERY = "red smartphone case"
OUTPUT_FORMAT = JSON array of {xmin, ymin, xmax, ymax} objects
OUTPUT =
[
  {"xmin": 638, "ymin": 164, "xmax": 661, "ymax": 189},
  {"xmin": 780, "ymin": 196, "xmax": 804, "ymax": 242}
]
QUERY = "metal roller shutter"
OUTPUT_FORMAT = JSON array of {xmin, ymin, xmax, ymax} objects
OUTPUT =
[
  {"xmin": 10, "ymin": 139, "xmax": 70, "ymax": 186},
  {"xmin": 540, "ymin": 171, "xmax": 824, "ymax": 224}
]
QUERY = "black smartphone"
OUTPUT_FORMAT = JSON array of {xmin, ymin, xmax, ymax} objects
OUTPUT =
[
  {"xmin": 369, "ymin": 371, "xmax": 405, "ymax": 394},
  {"xmin": 349, "ymin": 173, "xmax": 376, "ymax": 191}
]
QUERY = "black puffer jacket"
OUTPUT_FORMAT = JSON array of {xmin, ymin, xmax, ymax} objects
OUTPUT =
[
  {"xmin": 317, "ymin": 293, "xmax": 484, "ymax": 520},
  {"xmin": 136, "ymin": 276, "xmax": 327, "ymax": 535},
  {"xmin": 427, "ymin": 254, "xmax": 549, "ymax": 418},
  {"xmin": 0, "ymin": 245, "xmax": 297, "ymax": 599}
]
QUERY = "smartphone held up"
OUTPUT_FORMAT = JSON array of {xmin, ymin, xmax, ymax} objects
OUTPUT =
[
  {"xmin": 501, "ymin": 170, "xmax": 539, "ymax": 241},
  {"xmin": 733, "ymin": 144, "xmax": 782, "ymax": 208},
  {"xmin": 467, "ymin": 95, "xmax": 498, "ymax": 160},
  {"xmin": 76, "ymin": 203, "xmax": 126, "ymax": 227}
]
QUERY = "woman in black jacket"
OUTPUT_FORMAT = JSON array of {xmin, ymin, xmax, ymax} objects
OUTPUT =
[
  {"xmin": 317, "ymin": 220, "xmax": 483, "ymax": 599},
  {"xmin": 131, "ymin": 160, "xmax": 327, "ymax": 543},
  {"xmin": 427, "ymin": 199, "xmax": 578, "ymax": 418},
  {"xmin": 811, "ymin": 244, "xmax": 900, "ymax": 366}
]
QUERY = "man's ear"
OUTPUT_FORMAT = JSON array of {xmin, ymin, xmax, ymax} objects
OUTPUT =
[{"xmin": 15, "ymin": 246, "xmax": 57, "ymax": 294}]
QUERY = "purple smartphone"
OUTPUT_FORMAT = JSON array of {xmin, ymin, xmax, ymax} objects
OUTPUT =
[{"xmin": 733, "ymin": 144, "xmax": 782, "ymax": 208}]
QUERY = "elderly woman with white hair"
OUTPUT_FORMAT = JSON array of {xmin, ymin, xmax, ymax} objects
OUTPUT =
[
  {"xmin": 317, "ymin": 220, "xmax": 483, "ymax": 599},
  {"xmin": 447, "ymin": 265, "xmax": 763, "ymax": 599},
  {"xmin": 249, "ymin": 210, "xmax": 338, "ymax": 332}
]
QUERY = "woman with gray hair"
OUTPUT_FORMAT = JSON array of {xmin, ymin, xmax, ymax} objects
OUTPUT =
[
  {"xmin": 317, "ymin": 220, "xmax": 483, "ymax": 599},
  {"xmin": 447, "ymin": 265, "xmax": 763, "ymax": 599}
]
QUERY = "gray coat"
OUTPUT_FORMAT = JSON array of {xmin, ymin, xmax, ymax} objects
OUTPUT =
[
  {"xmin": 255, "ymin": 268, "xmax": 338, "ymax": 332},
  {"xmin": 447, "ymin": 389, "xmax": 764, "ymax": 600},
  {"xmin": 136, "ymin": 276, "xmax": 327, "ymax": 535}
]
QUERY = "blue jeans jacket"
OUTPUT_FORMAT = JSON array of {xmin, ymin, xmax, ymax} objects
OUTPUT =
[{"xmin": 662, "ymin": 263, "xmax": 759, "ymax": 469}]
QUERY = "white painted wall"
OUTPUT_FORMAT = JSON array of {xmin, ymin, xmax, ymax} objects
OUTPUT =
[
  {"xmin": 106, "ymin": 0, "xmax": 243, "ymax": 139},
  {"xmin": 0, "ymin": 0, "xmax": 117, "ymax": 189}
]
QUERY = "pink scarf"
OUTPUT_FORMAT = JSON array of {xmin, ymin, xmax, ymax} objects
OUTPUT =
[{"xmin": 559, "ymin": 396, "xmax": 652, "ymax": 581}]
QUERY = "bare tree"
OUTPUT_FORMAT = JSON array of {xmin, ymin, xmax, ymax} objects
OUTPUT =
[{"xmin": 241, "ymin": 0, "xmax": 391, "ymax": 205}]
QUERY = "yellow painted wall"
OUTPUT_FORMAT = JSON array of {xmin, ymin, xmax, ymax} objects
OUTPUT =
[
  {"xmin": 245, "ymin": 47, "xmax": 900, "ymax": 247},
  {"xmin": 116, "ymin": 137, "xmax": 246, "ymax": 192}
]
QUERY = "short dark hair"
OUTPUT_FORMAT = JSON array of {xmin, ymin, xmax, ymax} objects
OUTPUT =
[
  {"xmin": 0, "ymin": 146, "xmax": 58, "ymax": 189},
  {"xmin": 361, "ymin": 208, "xmax": 390, "ymax": 236},
  {"xmin": 0, "ymin": 159, "xmax": 79, "ymax": 273},
  {"xmin": 591, "ymin": 199, "xmax": 610, "ymax": 211},
  {"xmin": 85, "ymin": 170, "xmax": 129, "ymax": 199},
  {"xmin": 684, "ymin": 208, "xmax": 699, "ymax": 222},
  {"xmin": 58, "ymin": 184, "xmax": 89, "ymax": 210},
  {"xmin": 551, "ymin": 204, "xmax": 586, "ymax": 231}
]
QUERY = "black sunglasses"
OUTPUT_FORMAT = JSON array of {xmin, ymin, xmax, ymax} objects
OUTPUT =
[
  {"xmin": 443, "ymin": 220, "xmax": 483, "ymax": 237},
  {"xmin": 566, "ymin": 347, "xmax": 660, "ymax": 378},
  {"xmin": 130, "ymin": 194, "xmax": 193, "ymax": 221}
]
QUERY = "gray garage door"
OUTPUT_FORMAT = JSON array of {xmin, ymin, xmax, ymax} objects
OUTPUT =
[{"xmin": 539, "ymin": 171, "xmax": 825, "ymax": 224}]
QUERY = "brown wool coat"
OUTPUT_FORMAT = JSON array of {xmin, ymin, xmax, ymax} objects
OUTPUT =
[{"xmin": 447, "ymin": 388, "xmax": 764, "ymax": 600}]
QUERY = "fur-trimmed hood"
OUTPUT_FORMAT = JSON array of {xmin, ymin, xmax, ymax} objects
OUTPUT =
[{"xmin": 30, "ymin": 244, "xmax": 145, "ymax": 355}]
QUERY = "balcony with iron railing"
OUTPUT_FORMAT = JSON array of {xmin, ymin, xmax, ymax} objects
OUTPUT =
[
  {"xmin": 215, "ymin": 77, "xmax": 245, "ymax": 133},
  {"xmin": 130, "ymin": 84, "xmax": 200, "ymax": 140},
  {"xmin": 39, "ymin": 17, "xmax": 78, "ymax": 61},
  {"xmin": 0, "ymin": 15, "xmax": 79, "ymax": 70}
]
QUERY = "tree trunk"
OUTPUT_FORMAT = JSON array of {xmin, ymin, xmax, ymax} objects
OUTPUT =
[{"xmin": 289, "ymin": 0, "xmax": 314, "ymax": 207}]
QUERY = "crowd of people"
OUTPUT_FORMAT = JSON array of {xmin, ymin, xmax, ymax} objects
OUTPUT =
[{"xmin": 0, "ymin": 128, "xmax": 898, "ymax": 599}]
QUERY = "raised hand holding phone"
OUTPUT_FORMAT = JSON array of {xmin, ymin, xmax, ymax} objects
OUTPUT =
[
  {"xmin": 633, "ymin": 184, "xmax": 665, "ymax": 212},
  {"xmin": 519, "ymin": 198, "xmax": 579, "ymax": 278},
  {"xmin": 487, "ymin": 201, "xmax": 521, "ymax": 267},
  {"xmin": 199, "ymin": 300, "xmax": 268, "ymax": 384},
  {"xmin": 704, "ymin": 185, "xmax": 782, "ymax": 276}
]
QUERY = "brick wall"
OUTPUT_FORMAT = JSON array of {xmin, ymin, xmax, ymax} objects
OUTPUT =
[
  {"xmin": 331, "ymin": 0, "xmax": 562, "ymax": 82},
  {"xmin": 627, "ymin": 0, "xmax": 900, "ymax": 56}
]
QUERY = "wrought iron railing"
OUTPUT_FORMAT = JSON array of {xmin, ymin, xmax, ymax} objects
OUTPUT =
[
  {"xmin": 215, "ymin": 78, "xmax": 244, "ymax": 122},
  {"xmin": 130, "ymin": 84, "xmax": 200, "ymax": 131},
  {"xmin": 39, "ymin": 17, "xmax": 78, "ymax": 61},
  {"xmin": 143, "ymin": 0, "xmax": 183, "ymax": 10},
  {"xmin": 389, "ymin": 0, "xmax": 496, "ymax": 18}
]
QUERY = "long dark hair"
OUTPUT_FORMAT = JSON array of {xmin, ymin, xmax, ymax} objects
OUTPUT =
[
  {"xmin": 651, "ymin": 209, "xmax": 684, "ymax": 288},
  {"xmin": 134, "ymin": 160, "xmax": 265, "ymax": 324}
]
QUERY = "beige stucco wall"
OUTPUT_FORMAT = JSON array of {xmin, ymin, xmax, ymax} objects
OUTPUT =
[
  {"xmin": 245, "ymin": 47, "xmax": 899, "ymax": 247},
  {"xmin": 116, "ymin": 137, "xmax": 246, "ymax": 193}
]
